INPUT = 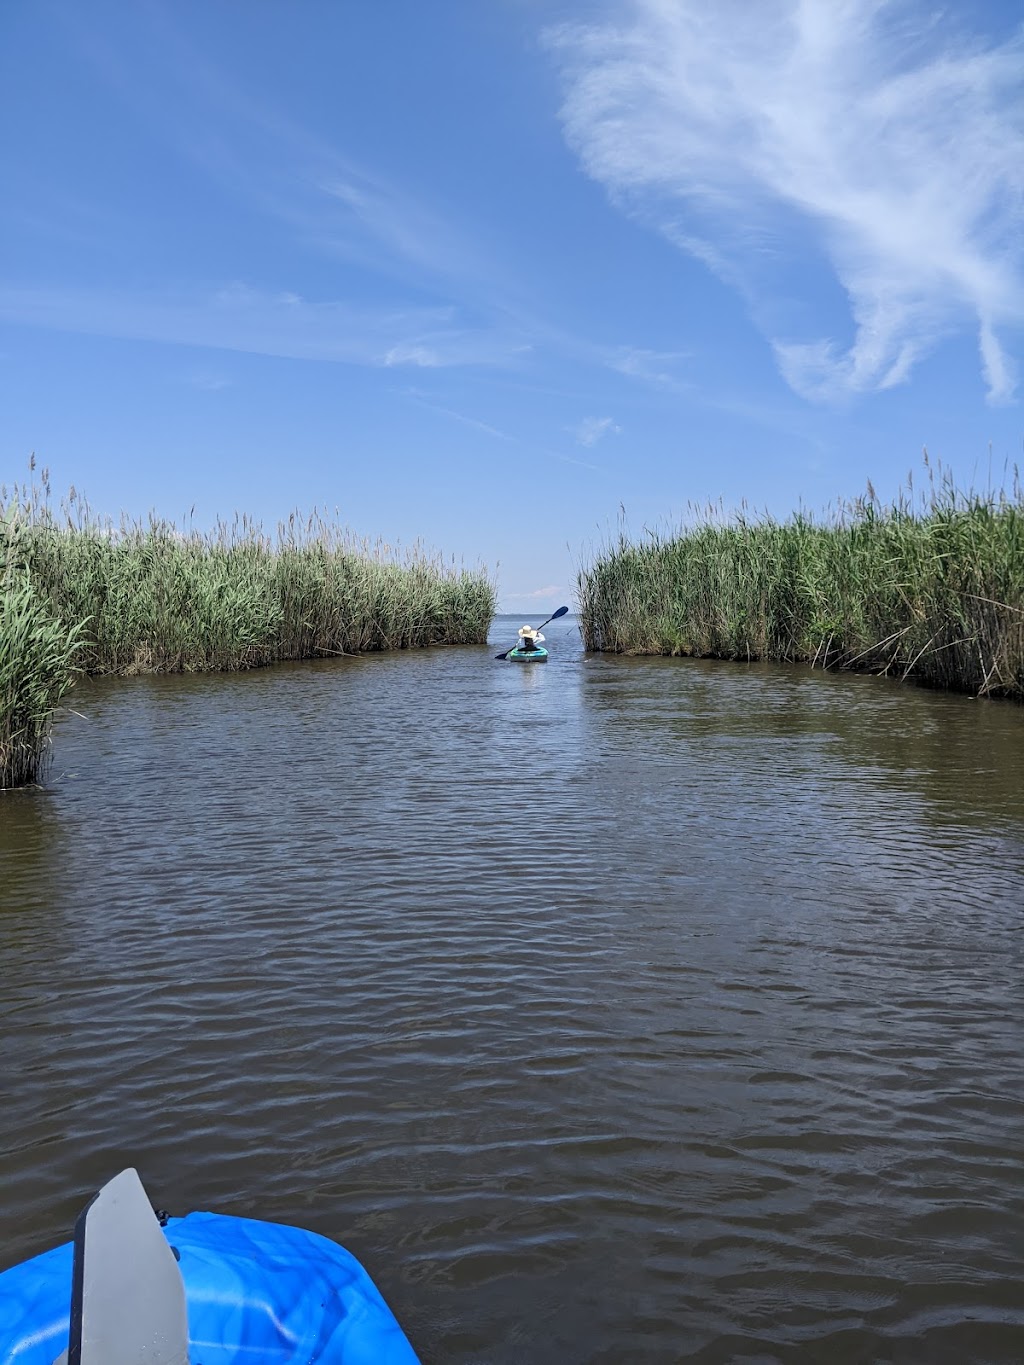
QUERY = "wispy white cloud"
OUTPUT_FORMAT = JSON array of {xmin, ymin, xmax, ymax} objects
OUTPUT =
[
  {"xmin": 43, "ymin": 4, "xmax": 734, "ymax": 407},
  {"xmin": 574, "ymin": 415, "xmax": 621, "ymax": 446},
  {"xmin": 402, "ymin": 390, "xmax": 514, "ymax": 439},
  {"xmin": 399, "ymin": 388, "xmax": 601, "ymax": 473},
  {"xmin": 383, "ymin": 344, "xmax": 443, "ymax": 368},
  {"xmin": 0, "ymin": 283, "xmax": 517, "ymax": 369},
  {"xmin": 51, "ymin": 6, "xmax": 526, "ymax": 350},
  {"xmin": 505, "ymin": 585, "xmax": 564, "ymax": 600},
  {"xmin": 185, "ymin": 372, "xmax": 231, "ymax": 391},
  {"xmin": 317, "ymin": 173, "xmax": 492, "ymax": 290},
  {"xmin": 547, "ymin": 1, "xmax": 1024, "ymax": 403},
  {"xmin": 607, "ymin": 346, "xmax": 692, "ymax": 390}
]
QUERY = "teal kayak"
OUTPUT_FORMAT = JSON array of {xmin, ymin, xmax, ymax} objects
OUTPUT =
[{"xmin": 508, "ymin": 645, "xmax": 548, "ymax": 662}]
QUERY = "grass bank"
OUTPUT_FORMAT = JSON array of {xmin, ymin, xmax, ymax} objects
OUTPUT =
[
  {"xmin": 578, "ymin": 467, "xmax": 1024, "ymax": 700},
  {"xmin": 1, "ymin": 475, "xmax": 495, "ymax": 786}
]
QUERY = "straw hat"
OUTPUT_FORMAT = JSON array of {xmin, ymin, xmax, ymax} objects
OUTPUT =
[{"xmin": 518, "ymin": 625, "xmax": 537, "ymax": 638}]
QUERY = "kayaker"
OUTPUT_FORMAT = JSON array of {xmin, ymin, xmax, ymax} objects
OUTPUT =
[{"xmin": 517, "ymin": 625, "xmax": 545, "ymax": 653}]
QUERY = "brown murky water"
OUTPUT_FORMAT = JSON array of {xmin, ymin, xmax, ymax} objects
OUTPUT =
[{"xmin": 2, "ymin": 616, "xmax": 1023, "ymax": 1363}]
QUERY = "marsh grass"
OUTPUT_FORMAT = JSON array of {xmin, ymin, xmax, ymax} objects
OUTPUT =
[
  {"xmin": 1, "ymin": 473, "xmax": 495, "ymax": 784},
  {"xmin": 578, "ymin": 461, "xmax": 1024, "ymax": 699},
  {"xmin": 1, "ymin": 502, "xmax": 87, "ymax": 787}
]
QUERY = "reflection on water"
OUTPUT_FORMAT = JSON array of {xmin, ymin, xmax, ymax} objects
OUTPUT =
[{"xmin": 2, "ymin": 617, "xmax": 1023, "ymax": 1363}]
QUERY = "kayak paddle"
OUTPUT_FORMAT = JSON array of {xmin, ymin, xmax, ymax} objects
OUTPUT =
[
  {"xmin": 58, "ymin": 1168, "xmax": 189, "ymax": 1365},
  {"xmin": 495, "ymin": 605, "xmax": 569, "ymax": 660}
]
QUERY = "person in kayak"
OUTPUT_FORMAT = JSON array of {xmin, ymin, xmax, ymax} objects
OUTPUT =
[{"xmin": 517, "ymin": 626, "xmax": 545, "ymax": 653}]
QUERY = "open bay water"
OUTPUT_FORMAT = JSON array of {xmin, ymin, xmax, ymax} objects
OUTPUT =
[{"xmin": 2, "ymin": 614, "xmax": 1023, "ymax": 1363}]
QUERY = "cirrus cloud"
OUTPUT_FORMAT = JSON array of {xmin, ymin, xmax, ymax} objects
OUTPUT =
[
  {"xmin": 547, "ymin": 1, "xmax": 1024, "ymax": 404},
  {"xmin": 574, "ymin": 415, "xmax": 622, "ymax": 446},
  {"xmin": 0, "ymin": 281, "xmax": 518, "ymax": 369}
]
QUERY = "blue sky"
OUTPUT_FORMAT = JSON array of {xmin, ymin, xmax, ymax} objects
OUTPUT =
[{"xmin": 2, "ymin": 0, "xmax": 1022, "ymax": 610}]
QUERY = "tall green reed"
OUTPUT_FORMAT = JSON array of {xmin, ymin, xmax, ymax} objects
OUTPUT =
[
  {"xmin": 578, "ymin": 460, "xmax": 1024, "ymax": 699},
  {"xmin": 0, "ymin": 472, "xmax": 496, "ymax": 785},
  {"xmin": 1, "ymin": 497, "xmax": 87, "ymax": 788},
  {"xmin": 3, "ymin": 481, "xmax": 495, "ymax": 677}
]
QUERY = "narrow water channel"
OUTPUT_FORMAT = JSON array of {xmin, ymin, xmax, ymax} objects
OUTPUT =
[{"xmin": 2, "ymin": 616, "xmax": 1022, "ymax": 1363}]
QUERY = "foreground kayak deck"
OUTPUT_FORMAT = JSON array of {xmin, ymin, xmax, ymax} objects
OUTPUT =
[
  {"xmin": 508, "ymin": 646, "xmax": 548, "ymax": 661},
  {"xmin": 0, "ymin": 1209, "xmax": 420, "ymax": 1365}
]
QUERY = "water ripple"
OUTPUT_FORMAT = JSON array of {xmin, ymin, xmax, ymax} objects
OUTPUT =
[{"xmin": 2, "ymin": 624, "xmax": 1023, "ymax": 1362}]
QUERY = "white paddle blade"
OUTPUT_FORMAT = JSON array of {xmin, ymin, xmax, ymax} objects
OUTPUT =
[{"xmin": 64, "ymin": 1168, "xmax": 189, "ymax": 1365}]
